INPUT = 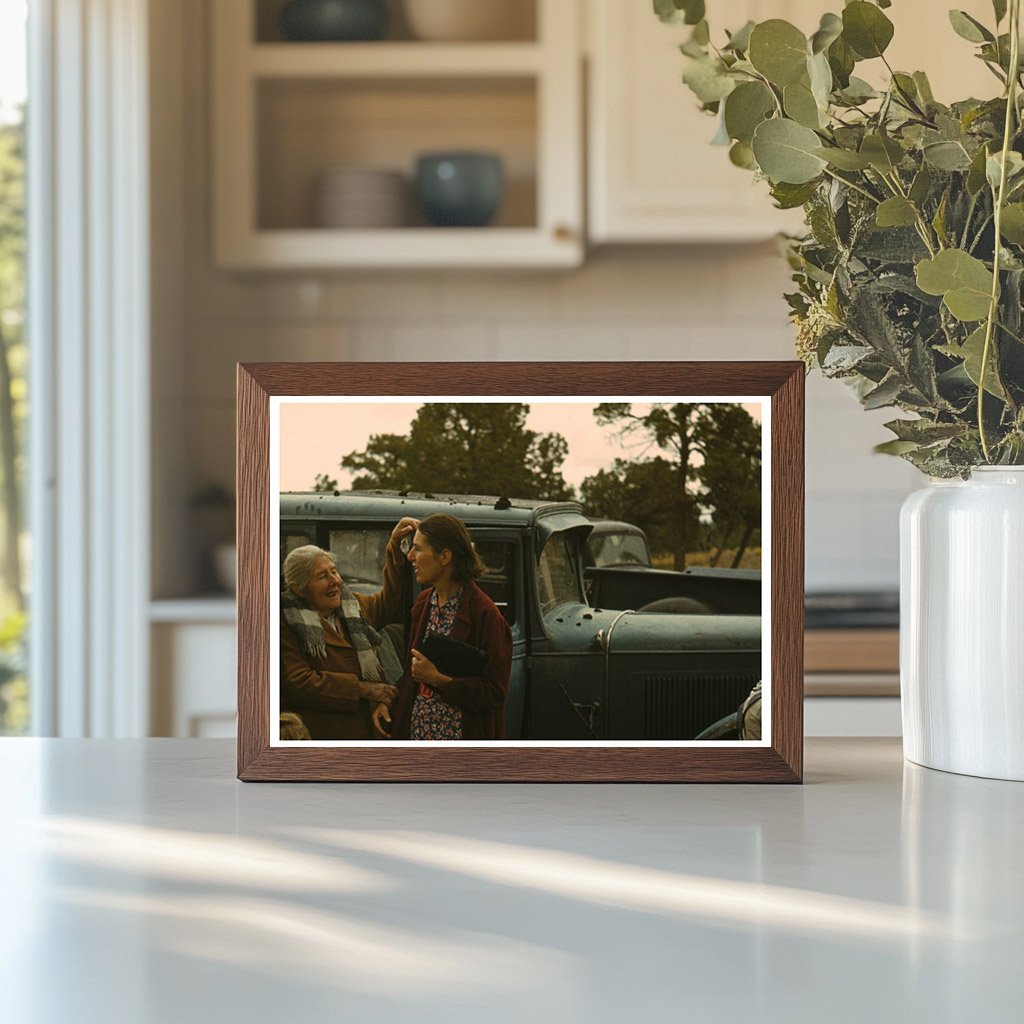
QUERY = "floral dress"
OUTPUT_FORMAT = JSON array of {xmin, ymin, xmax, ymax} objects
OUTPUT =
[{"xmin": 410, "ymin": 588, "xmax": 464, "ymax": 740}]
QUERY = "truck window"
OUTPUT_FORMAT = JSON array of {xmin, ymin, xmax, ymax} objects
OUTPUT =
[
  {"xmin": 589, "ymin": 531, "xmax": 650, "ymax": 568},
  {"xmin": 475, "ymin": 540, "xmax": 517, "ymax": 626},
  {"xmin": 538, "ymin": 535, "xmax": 584, "ymax": 615},
  {"xmin": 328, "ymin": 529, "xmax": 391, "ymax": 587}
]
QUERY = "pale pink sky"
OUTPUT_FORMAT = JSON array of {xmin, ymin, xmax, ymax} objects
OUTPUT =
[{"xmin": 279, "ymin": 400, "xmax": 763, "ymax": 492}]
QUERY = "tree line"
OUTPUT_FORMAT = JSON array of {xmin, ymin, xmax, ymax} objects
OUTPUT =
[{"xmin": 314, "ymin": 401, "xmax": 761, "ymax": 568}]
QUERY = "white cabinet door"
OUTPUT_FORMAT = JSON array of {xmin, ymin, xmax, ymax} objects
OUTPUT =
[
  {"xmin": 588, "ymin": 0, "xmax": 995, "ymax": 244},
  {"xmin": 588, "ymin": 0, "xmax": 812, "ymax": 242}
]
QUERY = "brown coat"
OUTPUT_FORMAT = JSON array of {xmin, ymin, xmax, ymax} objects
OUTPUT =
[
  {"xmin": 280, "ymin": 541, "xmax": 405, "ymax": 740},
  {"xmin": 392, "ymin": 581, "xmax": 512, "ymax": 740}
]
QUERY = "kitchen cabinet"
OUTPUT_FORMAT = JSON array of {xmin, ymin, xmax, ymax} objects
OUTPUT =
[
  {"xmin": 211, "ymin": 0, "xmax": 583, "ymax": 268},
  {"xmin": 586, "ymin": 0, "xmax": 998, "ymax": 244}
]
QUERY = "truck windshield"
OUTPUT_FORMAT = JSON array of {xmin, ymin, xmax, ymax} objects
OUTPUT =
[{"xmin": 538, "ymin": 534, "xmax": 584, "ymax": 614}]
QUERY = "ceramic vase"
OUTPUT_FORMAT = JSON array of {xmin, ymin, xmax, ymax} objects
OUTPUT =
[{"xmin": 900, "ymin": 466, "xmax": 1024, "ymax": 781}]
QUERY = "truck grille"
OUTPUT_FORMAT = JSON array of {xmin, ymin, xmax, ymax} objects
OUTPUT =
[{"xmin": 641, "ymin": 672, "xmax": 760, "ymax": 740}]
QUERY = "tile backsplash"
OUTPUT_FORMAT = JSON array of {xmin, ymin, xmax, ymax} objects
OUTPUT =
[{"xmin": 169, "ymin": 245, "xmax": 917, "ymax": 596}]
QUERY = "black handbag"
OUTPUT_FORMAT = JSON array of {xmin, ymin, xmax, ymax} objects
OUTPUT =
[{"xmin": 420, "ymin": 634, "xmax": 488, "ymax": 678}]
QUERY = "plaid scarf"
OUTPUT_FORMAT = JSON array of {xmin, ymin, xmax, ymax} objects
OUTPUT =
[{"xmin": 282, "ymin": 584, "xmax": 400, "ymax": 683}]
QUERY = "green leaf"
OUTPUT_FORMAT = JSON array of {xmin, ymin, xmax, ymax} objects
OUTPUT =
[
  {"xmin": 691, "ymin": 19, "xmax": 710, "ymax": 45},
  {"xmin": 862, "ymin": 373, "xmax": 903, "ymax": 409},
  {"xmin": 967, "ymin": 144, "xmax": 991, "ymax": 194},
  {"xmin": 932, "ymin": 190, "xmax": 950, "ymax": 247},
  {"xmin": 860, "ymin": 133, "xmax": 904, "ymax": 173},
  {"xmin": 993, "ymin": 0, "xmax": 1008, "ymax": 24},
  {"xmin": 876, "ymin": 197, "xmax": 918, "ymax": 228},
  {"xmin": 938, "ymin": 325, "xmax": 1006, "ymax": 398},
  {"xmin": 923, "ymin": 140, "xmax": 972, "ymax": 171},
  {"xmin": 724, "ymin": 20, "xmax": 755, "ymax": 53},
  {"xmin": 683, "ymin": 57, "xmax": 736, "ymax": 104},
  {"xmin": 827, "ymin": 35, "xmax": 856, "ymax": 89},
  {"xmin": 948, "ymin": 10, "xmax": 994, "ymax": 44},
  {"xmin": 770, "ymin": 180, "xmax": 820, "ymax": 209},
  {"xmin": 784, "ymin": 80, "xmax": 824, "ymax": 129},
  {"xmin": 909, "ymin": 165, "xmax": 933, "ymax": 205},
  {"xmin": 810, "ymin": 13, "xmax": 843, "ymax": 54},
  {"xmin": 729, "ymin": 140, "xmax": 757, "ymax": 169},
  {"xmin": 915, "ymin": 249, "xmax": 994, "ymax": 322},
  {"xmin": 913, "ymin": 71, "xmax": 935, "ymax": 104},
  {"xmin": 842, "ymin": 1, "xmax": 895, "ymax": 59},
  {"xmin": 999, "ymin": 203, "xmax": 1024, "ymax": 245},
  {"xmin": 807, "ymin": 51, "xmax": 833, "ymax": 110},
  {"xmin": 813, "ymin": 145, "xmax": 872, "ymax": 170},
  {"xmin": 884, "ymin": 418, "xmax": 963, "ymax": 443},
  {"xmin": 748, "ymin": 20, "xmax": 809, "ymax": 87},
  {"xmin": 751, "ymin": 118, "xmax": 828, "ymax": 184},
  {"xmin": 986, "ymin": 150, "xmax": 1024, "ymax": 191},
  {"xmin": 723, "ymin": 81, "xmax": 775, "ymax": 144},
  {"xmin": 874, "ymin": 439, "xmax": 921, "ymax": 455},
  {"xmin": 653, "ymin": 0, "xmax": 705, "ymax": 26}
]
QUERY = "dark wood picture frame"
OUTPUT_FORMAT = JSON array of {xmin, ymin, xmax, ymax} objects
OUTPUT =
[{"xmin": 237, "ymin": 361, "xmax": 804, "ymax": 782}]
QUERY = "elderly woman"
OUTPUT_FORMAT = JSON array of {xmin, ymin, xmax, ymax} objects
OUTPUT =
[
  {"xmin": 280, "ymin": 516, "xmax": 417, "ymax": 740},
  {"xmin": 386, "ymin": 513, "xmax": 512, "ymax": 741}
]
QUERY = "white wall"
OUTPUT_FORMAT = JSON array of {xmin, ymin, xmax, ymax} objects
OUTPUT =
[{"xmin": 151, "ymin": 0, "xmax": 921, "ymax": 600}]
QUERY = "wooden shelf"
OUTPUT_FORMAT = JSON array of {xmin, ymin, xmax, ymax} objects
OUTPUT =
[
  {"xmin": 249, "ymin": 42, "xmax": 544, "ymax": 78},
  {"xmin": 804, "ymin": 629, "xmax": 900, "ymax": 674}
]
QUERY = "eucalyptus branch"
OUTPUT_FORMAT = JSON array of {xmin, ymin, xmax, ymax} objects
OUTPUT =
[
  {"xmin": 978, "ymin": 0, "xmax": 1021, "ymax": 461},
  {"xmin": 822, "ymin": 167, "xmax": 880, "ymax": 205}
]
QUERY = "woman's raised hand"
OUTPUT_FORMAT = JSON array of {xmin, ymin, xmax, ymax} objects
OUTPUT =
[{"xmin": 389, "ymin": 516, "xmax": 419, "ymax": 546}]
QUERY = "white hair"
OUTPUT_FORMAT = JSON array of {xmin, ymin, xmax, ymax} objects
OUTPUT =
[{"xmin": 282, "ymin": 545, "xmax": 335, "ymax": 596}]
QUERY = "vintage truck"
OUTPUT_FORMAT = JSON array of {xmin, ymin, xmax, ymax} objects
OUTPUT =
[{"xmin": 280, "ymin": 490, "xmax": 762, "ymax": 741}]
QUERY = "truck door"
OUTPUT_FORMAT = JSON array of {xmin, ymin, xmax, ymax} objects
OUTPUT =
[{"xmin": 526, "ymin": 529, "xmax": 607, "ymax": 740}]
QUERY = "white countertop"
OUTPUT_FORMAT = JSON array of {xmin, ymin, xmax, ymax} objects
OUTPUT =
[{"xmin": 0, "ymin": 737, "xmax": 1019, "ymax": 1023}]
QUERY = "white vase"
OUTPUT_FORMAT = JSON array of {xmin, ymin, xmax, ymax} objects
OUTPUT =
[{"xmin": 900, "ymin": 466, "xmax": 1024, "ymax": 780}]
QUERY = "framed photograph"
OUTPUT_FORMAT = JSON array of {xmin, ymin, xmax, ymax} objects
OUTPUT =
[{"xmin": 237, "ymin": 362, "xmax": 804, "ymax": 782}]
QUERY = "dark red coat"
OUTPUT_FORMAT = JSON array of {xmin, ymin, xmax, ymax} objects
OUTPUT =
[{"xmin": 392, "ymin": 581, "xmax": 512, "ymax": 740}]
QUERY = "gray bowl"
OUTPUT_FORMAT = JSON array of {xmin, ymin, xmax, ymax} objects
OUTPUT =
[
  {"xmin": 280, "ymin": 0, "xmax": 388, "ymax": 42},
  {"xmin": 415, "ymin": 152, "xmax": 504, "ymax": 228}
]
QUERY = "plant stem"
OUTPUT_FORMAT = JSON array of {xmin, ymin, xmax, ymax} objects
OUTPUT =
[
  {"xmin": 979, "ymin": 0, "xmax": 1021, "ymax": 461},
  {"xmin": 822, "ymin": 167, "xmax": 880, "ymax": 205},
  {"xmin": 884, "ymin": 171, "xmax": 938, "ymax": 255}
]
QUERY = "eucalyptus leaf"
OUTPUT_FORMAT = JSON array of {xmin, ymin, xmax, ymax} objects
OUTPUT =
[
  {"xmin": 967, "ymin": 144, "xmax": 991, "ymax": 194},
  {"xmin": 948, "ymin": 10, "xmax": 994, "ymax": 44},
  {"xmin": 939, "ymin": 325, "xmax": 1006, "ymax": 398},
  {"xmin": 808, "ymin": 52, "xmax": 833, "ymax": 110},
  {"xmin": 837, "ymin": 76, "xmax": 879, "ymax": 104},
  {"xmin": 993, "ymin": 0, "xmax": 1008, "ymax": 24},
  {"xmin": 784, "ymin": 81, "xmax": 825, "ymax": 129},
  {"xmin": 723, "ymin": 81, "xmax": 775, "ymax": 145},
  {"xmin": 810, "ymin": 13, "xmax": 843, "ymax": 54},
  {"xmin": 729, "ymin": 141, "xmax": 758, "ymax": 169},
  {"xmin": 884, "ymin": 418, "xmax": 963, "ymax": 443},
  {"xmin": 748, "ymin": 20, "xmax": 809, "ymax": 87},
  {"xmin": 874, "ymin": 438, "xmax": 921, "ymax": 455},
  {"xmin": 915, "ymin": 250, "xmax": 994, "ymax": 322},
  {"xmin": 692, "ymin": 19, "xmax": 710, "ymax": 45},
  {"xmin": 813, "ymin": 146, "xmax": 872, "ymax": 170},
  {"xmin": 986, "ymin": 151, "xmax": 1024, "ymax": 191},
  {"xmin": 827, "ymin": 36, "xmax": 856, "ymax": 89},
  {"xmin": 683, "ymin": 57, "xmax": 736, "ymax": 104},
  {"xmin": 909, "ymin": 165, "xmax": 933, "ymax": 205},
  {"xmin": 999, "ymin": 203, "xmax": 1024, "ymax": 245},
  {"xmin": 770, "ymin": 180, "xmax": 820, "ymax": 209},
  {"xmin": 923, "ymin": 140, "xmax": 973, "ymax": 171},
  {"xmin": 876, "ymin": 197, "xmax": 918, "ymax": 228},
  {"xmin": 860, "ymin": 133, "xmax": 904, "ymax": 173},
  {"xmin": 842, "ymin": 1, "xmax": 895, "ymax": 59},
  {"xmin": 724, "ymin": 20, "xmax": 755, "ymax": 53},
  {"xmin": 653, "ymin": 0, "xmax": 705, "ymax": 26},
  {"xmin": 862, "ymin": 373, "xmax": 903, "ymax": 409},
  {"xmin": 752, "ymin": 118, "xmax": 828, "ymax": 184},
  {"xmin": 913, "ymin": 71, "xmax": 935, "ymax": 104}
]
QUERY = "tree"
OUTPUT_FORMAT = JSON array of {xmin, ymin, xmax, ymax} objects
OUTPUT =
[
  {"xmin": 698, "ymin": 405, "xmax": 761, "ymax": 567},
  {"xmin": 591, "ymin": 403, "xmax": 760, "ymax": 569},
  {"xmin": 580, "ymin": 456, "xmax": 701, "ymax": 557},
  {"xmin": 337, "ymin": 403, "xmax": 574, "ymax": 500},
  {"xmin": 0, "ymin": 113, "xmax": 25, "ymax": 609},
  {"xmin": 313, "ymin": 472, "xmax": 338, "ymax": 493}
]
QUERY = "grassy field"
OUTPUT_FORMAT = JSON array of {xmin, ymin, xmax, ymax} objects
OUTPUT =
[{"xmin": 652, "ymin": 548, "xmax": 762, "ymax": 571}]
